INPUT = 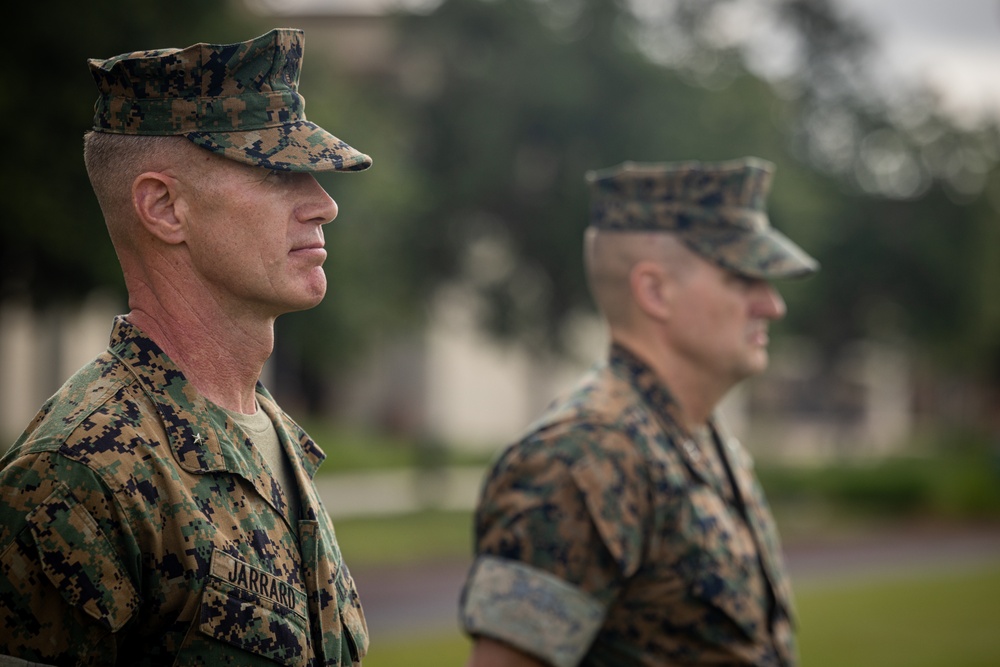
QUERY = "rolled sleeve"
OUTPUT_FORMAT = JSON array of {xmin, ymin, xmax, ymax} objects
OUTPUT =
[{"xmin": 461, "ymin": 556, "xmax": 605, "ymax": 667}]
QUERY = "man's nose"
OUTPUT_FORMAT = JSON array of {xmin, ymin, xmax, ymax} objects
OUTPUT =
[
  {"xmin": 298, "ymin": 174, "xmax": 338, "ymax": 226},
  {"xmin": 756, "ymin": 283, "xmax": 786, "ymax": 320}
]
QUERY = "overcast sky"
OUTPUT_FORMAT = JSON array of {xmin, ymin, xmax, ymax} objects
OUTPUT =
[{"xmin": 835, "ymin": 0, "xmax": 1000, "ymax": 124}]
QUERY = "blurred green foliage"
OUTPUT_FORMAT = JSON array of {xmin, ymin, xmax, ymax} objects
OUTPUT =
[
  {"xmin": 762, "ymin": 456, "xmax": 1000, "ymax": 521},
  {"xmin": 303, "ymin": 420, "xmax": 493, "ymax": 471},
  {"xmin": 5, "ymin": 0, "xmax": 1000, "ymax": 425},
  {"xmin": 758, "ymin": 432, "xmax": 1000, "ymax": 521}
]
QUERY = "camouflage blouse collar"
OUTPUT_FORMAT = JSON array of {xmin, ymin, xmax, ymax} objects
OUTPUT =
[
  {"xmin": 609, "ymin": 342, "xmax": 748, "ymax": 503},
  {"xmin": 106, "ymin": 315, "xmax": 325, "ymax": 478},
  {"xmin": 608, "ymin": 342, "xmax": 689, "ymax": 438}
]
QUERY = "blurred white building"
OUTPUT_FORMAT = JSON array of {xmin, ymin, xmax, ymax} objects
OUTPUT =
[{"xmin": 0, "ymin": 290, "xmax": 914, "ymax": 464}]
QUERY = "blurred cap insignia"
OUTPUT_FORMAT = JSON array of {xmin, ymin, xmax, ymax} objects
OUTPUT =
[
  {"xmin": 88, "ymin": 28, "xmax": 371, "ymax": 173},
  {"xmin": 586, "ymin": 157, "xmax": 818, "ymax": 279}
]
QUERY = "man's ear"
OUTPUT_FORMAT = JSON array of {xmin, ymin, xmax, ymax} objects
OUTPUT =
[
  {"xmin": 132, "ymin": 172, "xmax": 187, "ymax": 245},
  {"xmin": 630, "ymin": 260, "xmax": 674, "ymax": 322}
]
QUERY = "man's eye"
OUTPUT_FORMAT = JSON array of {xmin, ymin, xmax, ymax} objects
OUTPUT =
[
  {"xmin": 258, "ymin": 170, "xmax": 292, "ymax": 186},
  {"xmin": 728, "ymin": 273, "xmax": 759, "ymax": 288}
]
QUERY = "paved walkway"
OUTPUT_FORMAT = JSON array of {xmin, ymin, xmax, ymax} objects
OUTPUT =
[{"xmin": 351, "ymin": 523, "xmax": 1000, "ymax": 641}]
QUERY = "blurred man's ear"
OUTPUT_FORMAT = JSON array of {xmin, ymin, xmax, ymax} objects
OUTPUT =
[{"xmin": 630, "ymin": 260, "xmax": 675, "ymax": 323}]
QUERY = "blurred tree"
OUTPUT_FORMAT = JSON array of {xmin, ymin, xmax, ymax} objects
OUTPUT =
[
  {"xmin": 378, "ymin": 0, "xmax": 820, "ymax": 354},
  {"xmin": 648, "ymin": 1, "xmax": 1000, "ymax": 374},
  {"xmin": 288, "ymin": 0, "xmax": 1000, "ymax": 413},
  {"xmin": 6, "ymin": 0, "xmax": 1000, "ymax": 428},
  {"xmin": 328, "ymin": 0, "xmax": 998, "ymax": 430}
]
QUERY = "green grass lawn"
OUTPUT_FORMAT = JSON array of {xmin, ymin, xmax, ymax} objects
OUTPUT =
[
  {"xmin": 302, "ymin": 421, "xmax": 495, "ymax": 473},
  {"xmin": 795, "ymin": 563, "xmax": 1000, "ymax": 667},
  {"xmin": 336, "ymin": 509, "xmax": 475, "ymax": 567},
  {"xmin": 363, "ymin": 633, "xmax": 472, "ymax": 667},
  {"xmin": 359, "ymin": 563, "xmax": 1000, "ymax": 667}
]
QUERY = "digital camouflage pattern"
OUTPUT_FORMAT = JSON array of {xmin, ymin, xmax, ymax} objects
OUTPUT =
[
  {"xmin": 0, "ymin": 316, "xmax": 367, "ymax": 666},
  {"xmin": 461, "ymin": 344, "xmax": 798, "ymax": 667},
  {"xmin": 586, "ymin": 158, "xmax": 818, "ymax": 280},
  {"xmin": 89, "ymin": 28, "xmax": 372, "ymax": 173}
]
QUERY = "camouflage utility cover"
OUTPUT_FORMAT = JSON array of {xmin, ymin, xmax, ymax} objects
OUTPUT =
[
  {"xmin": 586, "ymin": 158, "xmax": 818, "ymax": 279},
  {"xmin": 460, "ymin": 344, "xmax": 798, "ymax": 666},
  {"xmin": 0, "ymin": 316, "xmax": 366, "ymax": 666},
  {"xmin": 89, "ymin": 28, "xmax": 371, "ymax": 173}
]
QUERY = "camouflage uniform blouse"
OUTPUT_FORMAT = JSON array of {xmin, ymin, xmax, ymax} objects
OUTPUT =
[
  {"xmin": 460, "ymin": 344, "xmax": 797, "ymax": 666},
  {"xmin": 0, "ymin": 316, "xmax": 366, "ymax": 666}
]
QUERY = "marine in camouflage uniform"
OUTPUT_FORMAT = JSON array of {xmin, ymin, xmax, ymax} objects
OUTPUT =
[
  {"xmin": 0, "ymin": 29, "xmax": 371, "ymax": 665},
  {"xmin": 460, "ymin": 159, "xmax": 819, "ymax": 666},
  {"xmin": 0, "ymin": 317, "xmax": 365, "ymax": 664}
]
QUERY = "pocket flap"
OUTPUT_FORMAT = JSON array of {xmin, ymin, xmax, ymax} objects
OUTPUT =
[
  {"xmin": 26, "ymin": 482, "xmax": 139, "ymax": 632},
  {"xmin": 200, "ymin": 551, "xmax": 310, "ymax": 666}
]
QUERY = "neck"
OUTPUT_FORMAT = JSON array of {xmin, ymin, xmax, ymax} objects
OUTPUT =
[
  {"xmin": 127, "ymin": 300, "xmax": 274, "ymax": 415},
  {"xmin": 611, "ymin": 329, "xmax": 728, "ymax": 432}
]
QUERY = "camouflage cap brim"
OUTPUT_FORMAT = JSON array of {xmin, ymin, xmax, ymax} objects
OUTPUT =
[
  {"xmin": 586, "ymin": 157, "xmax": 818, "ymax": 280},
  {"xmin": 88, "ymin": 28, "xmax": 371, "ymax": 173},
  {"xmin": 681, "ymin": 226, "xmax": 819, "ymax": 279},
  {"xmin": 187, "ymin": 121, "xmax": 372, "ymax": 173}
]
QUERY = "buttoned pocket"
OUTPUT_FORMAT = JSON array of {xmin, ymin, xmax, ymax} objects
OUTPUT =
[
  {"xmin": 176, "ymin": 550, "xmax": 311, "ymax": 666},
  {"xmin": 24, "ymin": 482, "xmax": 140, "ymax": 632},
  {"xmin": 678, "ymin": 486, "xmax": 770, "ymax": 644}
]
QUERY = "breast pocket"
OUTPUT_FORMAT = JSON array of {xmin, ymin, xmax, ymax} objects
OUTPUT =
[
  {"xmin": 677, "ymin": 486, "xmax": 770, "ymax": 643},
  {"xmin": 176, "ymin": 550, "xmax": 312, "ymax": 667}
]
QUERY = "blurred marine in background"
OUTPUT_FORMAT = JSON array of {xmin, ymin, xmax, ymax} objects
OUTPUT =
[
  {"xmin": 0, "ymin": 28, "xmax": 372, "ymax": 665},
  {"xmin": 460, "ymin": 158, "xmax": 819, "ymax": 667}
]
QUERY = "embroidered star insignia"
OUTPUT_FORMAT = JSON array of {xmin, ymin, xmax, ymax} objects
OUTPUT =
[{"xmin": 683, "ymin": 439, "xmax": 701, "ymax": 462}]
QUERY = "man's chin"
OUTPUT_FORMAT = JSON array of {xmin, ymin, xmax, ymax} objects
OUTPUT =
[
  {"xmin": 276, "ymin": 283, "xmax": 327, "ymax": 315},
  {"xmin": 291, "ymin": 292, "xmax": 326, "ymax": 313},
  {"xmin": 740, "ymin": 350, "xmax": 770, "ymax": 378},
  {"xmin": 299, "ymin": 275, "xmax": 328, "ymax": 308}
]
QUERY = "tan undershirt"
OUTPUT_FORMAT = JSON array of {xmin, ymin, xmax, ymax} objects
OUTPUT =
[{"xmin": 223, "ymin": 402, "xmax": 300, "ymax": 520}]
